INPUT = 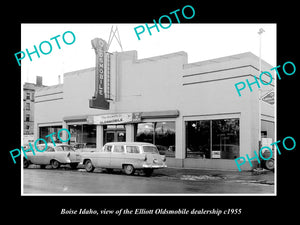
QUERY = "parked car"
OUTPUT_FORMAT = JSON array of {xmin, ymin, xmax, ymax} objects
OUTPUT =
[
  {"xmin": 71, "ymin": 143, "xmax": 86, "ymax": 150},
  {"xmin": 81, "ymin": 142, "xmax": 167, "ymax": 176},
  {"xmin": 23, "ymin": 143, "xmax": 81, "ymax": 169},
  {"xmin": 261, "ymin": 148, "xmax": 274, "ymax": 171}
]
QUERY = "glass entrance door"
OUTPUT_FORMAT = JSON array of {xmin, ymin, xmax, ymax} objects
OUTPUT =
[
  {"xmin": 104, "ymin": 125, "xmax": 126, "ymax": 144},
  {"xmin": 105, "ymin": 132, "xmax": 115, "ymax": 143},
  {"xmin": 117, "ymin": 131, "xmax": 126, "ymax": 142}
]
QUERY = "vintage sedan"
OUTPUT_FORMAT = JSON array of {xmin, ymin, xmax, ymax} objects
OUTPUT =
[
  {"xmin": 23, "ymin": 143, "xmax": 81, "ymax": 169},
  {"xmin": 81, "ymin": 142, "xmax": 167, "ymax": 176}
]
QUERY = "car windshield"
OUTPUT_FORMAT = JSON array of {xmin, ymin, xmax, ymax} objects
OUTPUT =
[{"xmin": 143, "ymin": 146, "xmax": 159, "ymax": 154}]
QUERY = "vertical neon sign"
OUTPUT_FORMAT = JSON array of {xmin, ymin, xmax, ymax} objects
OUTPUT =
[{"xmin": 89, "ymin": 38, "xmax": 109, "ymax": 110}]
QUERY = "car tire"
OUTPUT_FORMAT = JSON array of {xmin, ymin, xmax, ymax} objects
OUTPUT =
[
  {"xmin": 70, "ymin": 163, "xmax": 79, "ymax": 170},
  {"xmin": 143, "ymin": 168, "xmax": 154, "ymax": 177},
  {"xmin": 51, "ymin": 160, "xmax": 60, "ymax": 169},
  {"xmin": 123, "ymin": 164, "xmax": 135, "ymax": 175},
  {"xmin": 265, "ymin": 158, "xmax": 274, "ymax": 171},
  {"xmin": 85, "ymin": 160, "xmax": 95, "ymax": 172},
  {"xmin": 23, "ymin": 158, "xmax": 30, "ymax": 168}
]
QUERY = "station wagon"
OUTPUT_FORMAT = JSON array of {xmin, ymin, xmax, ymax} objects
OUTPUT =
[{"xmin": 81, "ymin": 142, "xmax": 167, "ymax": 176}]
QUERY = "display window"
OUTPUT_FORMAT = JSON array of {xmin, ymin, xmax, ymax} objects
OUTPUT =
[
  {"xmin": 39, "ymin": 126, "xmax": 62, "ymax": 144},
  {"xmin": 135, "ymin": 121, "xmax": 175, "ymax": 157},
  {"xmin": 69, "ymin": 124, "xmax": 96, "ymax": 148},
  {"xmin": 186, "ymin": 119, "xmax": 239, "ymax": 159}
]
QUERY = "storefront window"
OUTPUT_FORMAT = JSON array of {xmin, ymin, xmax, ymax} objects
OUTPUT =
[
  {"xmin": 186, "ymin": 120, "xmax": 210, "ymax": 158},
  {"xmin": 39, "ymin": 126, "xmax": 62, "ymax": 144},
  {"xmin": 69, "ymin": 124, "xmax": 96, "ymax": 148},
  {"xmin": 136, "ymin": 122, "xmax": 175, "ymax": 157},
  {"xmin": 155, "ymin": 122, "xmax": 175, "ymax": 157},
  {"xmin": 136, "ymin": 123, "xmax": 154, "ymax": 144},
  {"xmin": 212, "ymin": 119, "xmax": 239, "ymax": 159},
  {"xmin": 186, "ymin": 119, "xmax": 239, "ymax": 159}
]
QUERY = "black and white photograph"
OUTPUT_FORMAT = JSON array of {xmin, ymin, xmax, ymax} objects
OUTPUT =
[
  {"xmin": 20, "ymin": 23, "xmax": 276, "ymax": 195},
  {"xmin": 5, "ymin": 1, "xmax": 298, "ymax": 222}
]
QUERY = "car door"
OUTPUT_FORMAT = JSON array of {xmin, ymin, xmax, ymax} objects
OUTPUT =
[
  {"xmin": 62, "ymin": 145, "xmax": 81, "ymax": 162},
  {"xmin": 29, "ymin": 144, "xmax": 49, "ymax": 164},
  {"xmin": 42, "ymin": 147, "xmax": 55, "ymax": 164},
  {"xmin": 110, "ymin": 145, "xmax": 125, "ymax": 168},
  {"xmin": 125, "ymin": 145, "xmax": 143, "ymax": 168},
  {"xmin": 51, "ymin": 145, "xmax": 68, "ymax": 163},
  {"xmin": 38, "ymin": 145, "xmax": 55, "ymax": 164},
  {"xmin": 92, "ymin": 145, "xmax": 111, "ymax": 168}
]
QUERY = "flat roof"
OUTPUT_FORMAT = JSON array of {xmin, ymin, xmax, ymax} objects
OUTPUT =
[{"xmin": 184, "ymin": 52, "xmax": 273, "ymax": 69}]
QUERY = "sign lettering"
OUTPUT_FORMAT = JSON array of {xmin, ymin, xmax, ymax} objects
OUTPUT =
[{"xmin": 89, "ymin": 38, "xmax": 110, "ymax": 109}]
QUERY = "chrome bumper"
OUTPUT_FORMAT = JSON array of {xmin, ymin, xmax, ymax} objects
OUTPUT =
[{"xmin": 142, "ymin": 164, "xmax": 167, "ymax": 168}]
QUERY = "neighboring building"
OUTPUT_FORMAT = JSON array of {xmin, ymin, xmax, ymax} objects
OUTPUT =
[
  {"xmin": 23, "ymin": 76, "xmax": 45, "ymax": 145},
  {"xmin": 34, "ymin": 39, "xmax": 275, "ymax": 170}
]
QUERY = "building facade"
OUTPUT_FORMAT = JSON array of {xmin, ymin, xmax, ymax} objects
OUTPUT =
[
  {"xmin": 23, "ymin": 76, "xmax": 44, "ymax": 144},
  {"xmin": 34, "ymin": 39, "xmax": 275, "ymax": 170}
]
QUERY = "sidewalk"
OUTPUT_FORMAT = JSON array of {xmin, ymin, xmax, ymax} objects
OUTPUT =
[{"xmin": 154, "ymin": 167, "xmax": 275, "ymax": 185}]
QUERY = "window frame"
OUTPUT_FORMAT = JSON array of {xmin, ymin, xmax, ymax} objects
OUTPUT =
[
  {"xmin": 26, "ymin": 92, "xmax": 31, "ymax": 100},
  {"xmin": 103, "ymin": 145, "xmax": 113, "ymax": 152},
  {"xmin": 126, "ymin": 145, "xmax": 140, "ymax": 154},
  {"xmin": 135, "ymin": 119, "xmax": 176, "ymax": 157},
  {"xmin": 47, "ymin": 147, "xmax": 55, "ymax": 152},
  {"xmin": 184, "ymin": 115, "xmax": 240, "ymax": 160},
  {"xmin": 112, "ymin": 145, "xmax": 125, "ymax": 153},
  {"xmin": 25, "ymin": 102, "xmax": 30, "ymax": 110},
  {"xmin": 55, "ymin": 146, "xmax": 64, "ymax": 152}
]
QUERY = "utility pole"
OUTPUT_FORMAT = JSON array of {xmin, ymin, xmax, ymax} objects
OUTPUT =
[
  {"xmin": 257, "ymin": 28, "xmax": 265, "ymax": 162},
  {"xmin": 258, "ymin": 28, "xmax": 265, "ymax": 74}
]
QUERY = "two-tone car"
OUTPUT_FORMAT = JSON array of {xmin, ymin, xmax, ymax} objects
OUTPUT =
[
  {"xmin": 23, "ymin": 143, "xmax": 81, "ymax": 169},
  {"xmin": 81, "ymin": 142, "xmax": 167, "ymax": 176}
]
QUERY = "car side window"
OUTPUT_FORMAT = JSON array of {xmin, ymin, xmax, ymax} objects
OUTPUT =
[
  {"xmin": 113, "ymin": 145, "xmax": 125, "ymax": 153},
  {"xmin": 35, "ymin": 145, "xmax": 47, "ymax": 151},
  {"xmin": 126, "ymin": 146, "xmax": 140, "ymax": 154},
  {"xmin": 63, "ymin": 146, "xmax": 74, "ymax": 151},
  {"xmin": 47, "ymin": 147, "xmax": 55, "ymax": 152},
  {"xmin": 55, "ymin": 146, "xmax": 64, "ymax": 151},
  {"xmin": 103, "ymin": 145, "xmax": 112, "ymax": 152}
]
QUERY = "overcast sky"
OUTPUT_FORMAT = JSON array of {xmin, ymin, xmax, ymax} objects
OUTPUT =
[{"xmin": 21, "ymin": 23, "xmax": 276, "ymax": 86}]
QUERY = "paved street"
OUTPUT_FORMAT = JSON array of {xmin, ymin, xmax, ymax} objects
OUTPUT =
[{"xmin": 23, "ymin": 166, "xmax": 275, "ymax": 194}]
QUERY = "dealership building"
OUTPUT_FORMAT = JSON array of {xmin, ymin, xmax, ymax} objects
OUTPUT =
[{"xmin": 34, "ymin": 38, "xmax": 275, "ymax": 170}]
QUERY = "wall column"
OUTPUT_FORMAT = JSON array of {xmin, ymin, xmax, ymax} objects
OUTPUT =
[
  {"xmin": 125, "ymin": 124, "xmax": 135, "ymax": 142},
  {"xmin": 61, "ymin": 121, "xmax": 68, "ymax": 141},
  {"xmin": 96, "ymin": 125, "xmax": 104, "ymax": 149},
  {"xmin": 175, "ymin": 117, "xmax": 185, "ymax": 159}
]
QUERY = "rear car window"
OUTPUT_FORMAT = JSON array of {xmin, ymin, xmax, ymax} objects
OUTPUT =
[
  {"xmin": 126, "ymin": 146, "xmax": 140, "ymax": 154},
  {"xmin": 143, "ymin": 146, "xmax": 159, "ymax": 154}
]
